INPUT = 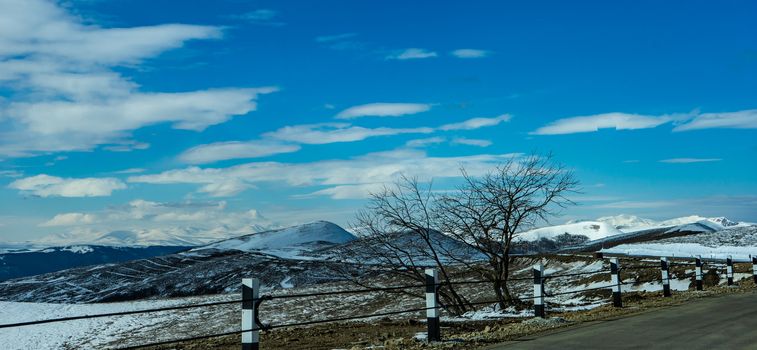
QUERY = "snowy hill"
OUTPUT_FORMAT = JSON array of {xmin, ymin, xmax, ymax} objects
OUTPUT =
[
  {"xmin": 0, "ymin": 222, "xmax": 359, "ymax": 303},
  {"xmin": 595, "ymin": 215, "xmax": 659, "ymax": 232},
  {"xmin": 513, "ymin": 215, "xmax": 754, "ymax": 254},
  {"xmin": 193, "ymin": 221, "xmax": 357, "ymax": 259},
  {"xmin": 517, "ymin": 221, "xmax": 623, "ymax": 242},
  {"xmin": 595, "ymin": 214, "xmax": 751, "ymax": 233}
]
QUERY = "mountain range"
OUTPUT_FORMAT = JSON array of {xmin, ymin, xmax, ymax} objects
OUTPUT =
[{"xmin": 0, "ymin": 214, "xmax": 753, "ymax": 302}]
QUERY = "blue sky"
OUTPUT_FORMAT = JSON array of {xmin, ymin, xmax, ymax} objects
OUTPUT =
[{"xmin": 0, "ymin": 0, "xmax": 756, "ymax": 243}]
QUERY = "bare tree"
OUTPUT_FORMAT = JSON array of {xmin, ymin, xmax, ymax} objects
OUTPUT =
[
  {"xmin": 436, "ymin": 153, "xmax": 579, "ymax": 308},
  {"xmin": 339, "ymin": 153, "xmax": 578, "ymax": 313},
  {"xmin": 342, "ymin": 176, "xmax": 471, "ymax": 315}
]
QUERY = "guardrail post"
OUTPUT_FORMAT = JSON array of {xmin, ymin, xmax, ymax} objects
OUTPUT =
[
  {"xmin": 752, "ymin": 255, "xmax": 757, "ymax": 285},
  {"xmin": 425, "ymin": 268, "xmax": 440, "ymax": 342},
  {"xmin": 610, "ymin": 258, "xmax": 622, "ymax": 307},
  {"xmin": 726, "ymin": 256, "xmax": 734, "ymax": 286},
  {"xmin": 695, "ymin": 255, "xmax": 703, "ymax": 291},
  {"xmin": 533, "ymin": 263, "xmax": 545, "ymax": 318},
  {"xmin": 242, "ymin": 278, "xmax": 260, "ymax": 350},
  {"xmin": 660, "ymin": 257, "xmax": 671, "ymax": 297}
]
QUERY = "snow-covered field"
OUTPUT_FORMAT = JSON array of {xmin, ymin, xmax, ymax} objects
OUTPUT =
[
  {"xmin": 602, "ymin": 226, "xmax": 757, "ymax": 261},
  {"xmin": 0, "ymin": 296, "xmax": 235, "ymax": 349}
]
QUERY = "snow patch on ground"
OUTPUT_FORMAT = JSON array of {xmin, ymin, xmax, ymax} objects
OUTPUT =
[{"xmin": 602, "ymin": 243, "xmax": 757, "ymax": 261}]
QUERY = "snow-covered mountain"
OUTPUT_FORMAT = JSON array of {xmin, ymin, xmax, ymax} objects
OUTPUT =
[
  {"xmin": 517, "ymin": 221, "xmax": 623, "ymax": 242},
  {"xmin": 513, "ymin": 215, "xmax": 754, "ymax": 254},
  {"xmin": 595, "ymin": 214, "xmax": 751, "ymax": 233},
  {"xmin": 193, "ymin": 221, "xmax": 357, "ymax": 259},
  {"xmin": 594, "ymin": 214, "xmax": 659, "ymax": 232}
]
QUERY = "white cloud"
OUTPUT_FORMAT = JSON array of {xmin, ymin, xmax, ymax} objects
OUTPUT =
[
  {"xmin": 198, "ymin": 180, "xmax": 254, "ymax": 197},
  {"xmin": 450, "ymin": 49, "xmax": 490, "ymax": 58},
  {"xmin": 673, "ymin": 109, "xmax": 757, "ymax": 131},
  {"xmin": 103, "ymin": 141, "xmax": 150, "ymax": 153},
  {"xmin": 335, "ymin": 102, "xmax": 432, "ymax": 119},
  {"xmin": 179, "ymin": 141, "xmax": 301, "ymax": 164},
  {"xmin": 659, "ymin": 158, "xmax": 722, "ymax": 164},
  {"xmin": 386, "ymin": 48, "xmax": 437, "ymax": 60},
  {"xmin": 181, "ymin": 112, "xmax": 512, "ymax": 163},
  {"xmin": 451, "ymin": 138, "xmax": 492, "ymax": 147},
  {"xmin": 130, "ymin": 149, "xmax": 522, "ymax": 198},
  {"xmin": 9, "ymin": 174, "xmax": 126, "ymax": 197},
  {"xmin": 405, "ymin": 137, "xmax": 446, "ymax": 148},
  {"xmin": 263, "ymin": 123, "xmax": 434, "ymax": 145},
  {"xmin": 302, "ymin": 183, "xmax": 386, "ymax": 200},
  {"xmin": 439, "ymin": 114, "xmax": 512, "ymax": 131},
  {"xmin": 40, "ymin": 213, "xmax": 97, "ymax": 227},
  {"xmin": 0, "ymin": 0, "xmax": 276, "ymax": 157},
  {"xmin": 35, "ymin": 199, "xmax": 278, "ymax": 245},
  {"xmin": 531, "ymin": 112, "xmax": 672, "ymax": 135}
]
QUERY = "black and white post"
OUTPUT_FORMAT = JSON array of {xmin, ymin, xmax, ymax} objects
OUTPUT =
[
  {"xmin": 242, "ymin": 278, "xmax": 260, "ymax": 350},
  {"xmin": 660, "ymin": 257, "xmax": 671, "ymax": 297},
  {"xmin": 610, "ymin": 258, "xmax": 622, "ymax": 307},
  {"xmin": 695, "ymin": 255, "xmax": 703, "ymax": 291},
  {"xmin": 726, "ymin": 255, "xmax": 734, "ymax": 286},
  {"xmin": 533, "ymin": 263, "xmax": 545, "ymax": 318},
  {"xmin": 425, "ymin": 268, "xmax": 440, "ymax": 342},
  {"xmin": 752, "ymin": 255, "xmax": 757, "ymax": 285}
]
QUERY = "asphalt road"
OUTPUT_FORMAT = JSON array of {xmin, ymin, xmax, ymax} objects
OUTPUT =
[{"xmin": 489, "ymin": 292, "xmax": 757, "ymax": 350}]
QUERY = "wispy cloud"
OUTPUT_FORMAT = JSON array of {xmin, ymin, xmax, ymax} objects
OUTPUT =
[
  {"xmin": 335, "ymin": 103, "xmax": 432, "ymax": 119},
  {"xmin": 9, "ymin": 174, "xmax": 126, "ymax": 197},
  {"xmin": 659, "ymin": 158, "xmax": 722, "ymax": 164},
  {"xmin": 531, "ymin": 112, "xmax": 673, "ymax": 135},
  {"xmin": 451, "ymin": 137, "xmax": 492, "ymax": 147},
  {"xmin": 450, "ymin": 49, "xmax": 490, "ymax": 58},
  {"xmin": 113, "ymin": 168, "xmax": 146, "ymax": 174},
  {"xmin": 0, "ymin": 170, "xmax": 23, "ymax": 178},
  {"xmin": 386, "ymin": 48, "xmax": 437, "ymax": 60},
  {"xmin": 263, "ymin": 123, "xmax": 434, "ymax": 145},
  {"xmin": 34, "ymin": 199, "xmax": 277, "ymax": 244},
  {"xmin": 179, "ymin": 141, "xmax": 301, "ymax": 164},
  {"xmin": 673, "ymin": 109, "xmax": 757, "ymax": 131},
  {"xmin": 131, "ymin": 149, "xmax": 522, "ymax": 198},
  {"xmin": 181, "ymin": 112, "xmax": 513, "ymax": 164},
  {"xmin": 40, "ymin": 213, "xmax": 97, "ymax": 227},
  {"xmin": 0, "ymin": 0, "xmax": 277, "ymax": 158},
  {"xmin": 533, "ymin": 109, "xmax": 757, "ymax": 135},
  {"xmin": 405, "ymin": 137, "xmax": 446, "ymax": 148},
  {"xmin": 439, "ymin": 114, "xmax": 511, "ymax": 131}
]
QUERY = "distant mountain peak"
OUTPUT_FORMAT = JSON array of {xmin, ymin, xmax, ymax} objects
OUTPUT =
[{"xmin": 192, "ymin": 221, "xmax": 357, "ymax": 259}]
